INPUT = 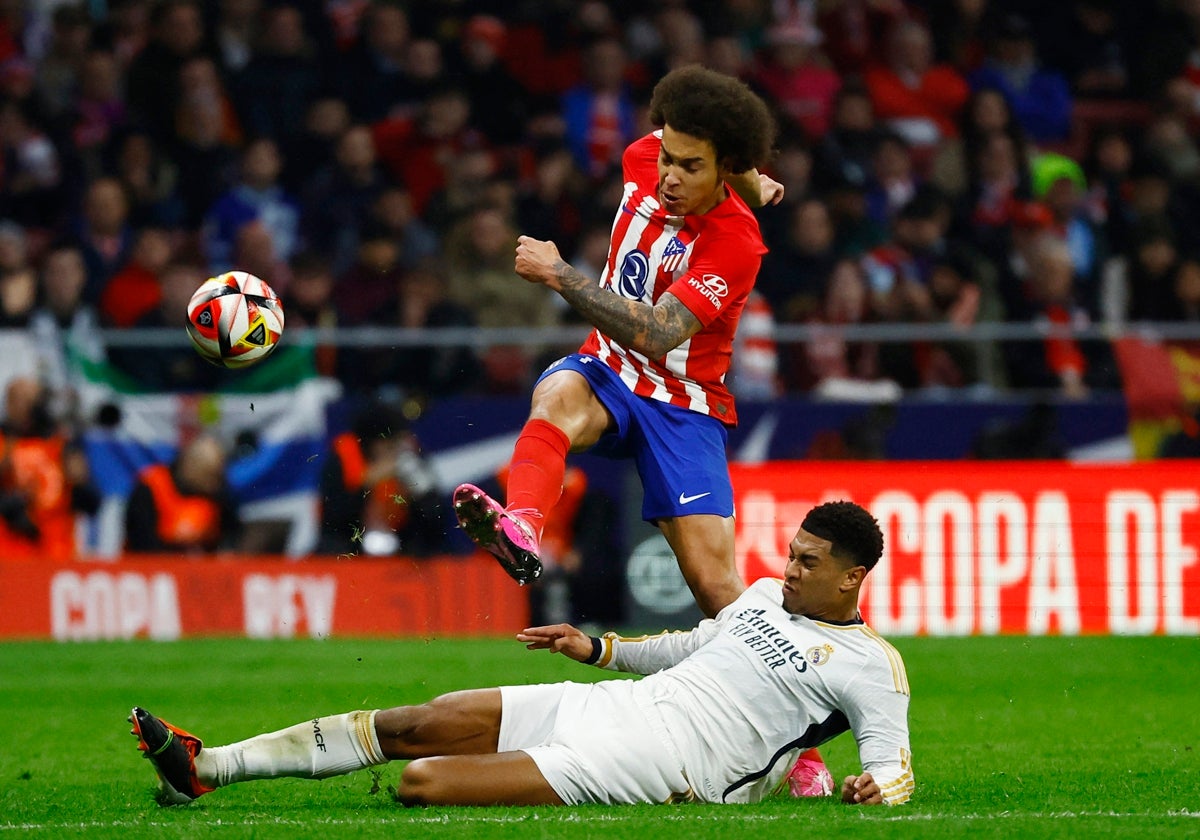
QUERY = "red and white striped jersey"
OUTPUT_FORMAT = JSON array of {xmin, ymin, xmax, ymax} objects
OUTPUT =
[{"xmin": 578, "ymin": 132, "xmax": 767, "ymax": 426}]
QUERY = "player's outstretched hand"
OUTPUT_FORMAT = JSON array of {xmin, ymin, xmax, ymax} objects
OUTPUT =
[
  {"xmin": 840, "ymin": 772, "xmax": 883, "ymax": 805},
  {"xmin": 758, "ymin": 173, "xmax": 785, "ymax": 206},
  {"xmin": 515, "ymin": 236, "xmax": 565, "ymax": 289},
  {"xmin": 516, "ymin": 624, "xmax": 594, "ymax": 662}
]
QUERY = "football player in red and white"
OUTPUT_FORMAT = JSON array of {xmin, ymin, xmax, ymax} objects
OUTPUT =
[{"xmin": 453, "ymin": 65, "xmax": 783, "ymax": 621}]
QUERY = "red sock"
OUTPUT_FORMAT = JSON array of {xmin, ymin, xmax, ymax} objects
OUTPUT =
[{"xmin": 505, "ymin": 419, "xmax": 571, "ymax": 539}]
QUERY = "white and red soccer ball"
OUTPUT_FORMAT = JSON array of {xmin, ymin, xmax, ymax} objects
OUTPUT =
[{"xmin": 185, "ymin": 271, "xmax": 285, "ymax": 368}]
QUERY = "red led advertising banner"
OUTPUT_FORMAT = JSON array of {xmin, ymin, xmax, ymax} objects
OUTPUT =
[
  {"xmin": 731, "ymin": 462, "xmax": 1200, "ymax": 636},
  {"xmin": 0, "ymin": 554, "xmax": 528, "ymax": 641},
  {"xmin": 4, "ymin": 462, "xmax": 1198, "ymax": 639}
]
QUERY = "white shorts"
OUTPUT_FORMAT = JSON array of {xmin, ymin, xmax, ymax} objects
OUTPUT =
[{"xmin": 498, "ymin": 680, "xmax": 695, "ymax": 805}]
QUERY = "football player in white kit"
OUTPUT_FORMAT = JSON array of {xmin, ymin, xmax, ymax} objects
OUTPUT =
[{"xmin": 130, "ymin": 501, "xmax": 912, "ymax": 807}]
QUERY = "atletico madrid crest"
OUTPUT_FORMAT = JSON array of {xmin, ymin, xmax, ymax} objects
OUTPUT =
[{"xmin": 660, "ymin": 236, "xmax": 687, "ymax": 273}]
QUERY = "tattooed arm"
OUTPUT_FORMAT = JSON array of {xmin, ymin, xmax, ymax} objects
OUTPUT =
[{"xmin": 515, "ymin": 235, "xmax": 702, "ymax": 358}]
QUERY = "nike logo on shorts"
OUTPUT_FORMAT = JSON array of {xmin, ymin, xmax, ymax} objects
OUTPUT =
[{"xmin": 678, "ymin": 491, "xmax": 712, "ymax": 505}]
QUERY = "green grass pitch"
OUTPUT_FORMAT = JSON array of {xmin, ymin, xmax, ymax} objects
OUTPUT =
[{"xmin": 1, "ymin": 635, "xmax": 1197, "ymax": 839}]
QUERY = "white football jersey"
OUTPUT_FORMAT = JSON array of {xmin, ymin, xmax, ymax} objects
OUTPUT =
[{"xmin": 596, "ymin": 578, "xmax": 913, "ymax": 804}]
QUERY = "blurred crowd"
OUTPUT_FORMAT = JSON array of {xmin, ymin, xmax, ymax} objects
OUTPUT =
[
  {"xmin": 4, "ymin": 0, "xmax": 1200, "ymax": 574},
  {"xmin": 1, "ymin": 0, "xmax": 1200, "ymax": 404}
]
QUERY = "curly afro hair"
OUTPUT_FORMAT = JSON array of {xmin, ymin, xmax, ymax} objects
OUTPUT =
[
  {"xmin": 648, "ymin": 65, "xmax": 776, "ymax": 174},
  {"xmin": 801, "ymin": 501, "xmax": 884, "ymax": 572}
]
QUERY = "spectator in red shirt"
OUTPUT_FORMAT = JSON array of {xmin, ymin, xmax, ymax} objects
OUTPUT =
[
  {"xmin": 864, "ymin": 18, "xmax": 969, "ymax": 155},
  {"xmin": 753, "ymin": 22, "xmax": 841, "ymax": 140},
  {"xmin": 372, "ymin": 85, "xmax": 489, "ymax": 216},
  {"xmin": 100, "ymin": 227, "xmax": 172, "ymax": 328}
]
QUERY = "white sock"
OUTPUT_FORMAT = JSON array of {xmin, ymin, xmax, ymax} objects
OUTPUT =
[{"xmin": 195, "ymin": 710, "xmax": 386, "ymax": 788}]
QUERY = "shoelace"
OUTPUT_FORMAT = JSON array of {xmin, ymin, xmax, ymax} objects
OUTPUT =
[{"xmin": 503, "ymin": 508, "xmax": 542, "ymax": 539}]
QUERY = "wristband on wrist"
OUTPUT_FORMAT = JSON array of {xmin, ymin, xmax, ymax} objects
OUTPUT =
[{"xmin": 584, "ymin": 636, "xmax": 602, "ymax": 665}]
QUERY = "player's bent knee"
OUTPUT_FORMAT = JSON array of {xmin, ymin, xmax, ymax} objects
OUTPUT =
[
  {"xmin": 397, "ymin": 757, "xmax": 442, "ymax": 807},
  {"xmin": 691, "ymin": 574, "xmax": 745, "ymax": 618},
  {"xmin": 530, "ymin": 371, "xmax": 587, "ymax": 412},
  {"xmin": 529, "ymin": 372, "xmax": 608, "ymax": 443}
]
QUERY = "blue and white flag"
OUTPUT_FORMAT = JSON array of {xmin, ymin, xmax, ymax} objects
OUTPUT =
[{"xmin": 73, "ymin": 343, "xmax": 340, "ymax": 557}]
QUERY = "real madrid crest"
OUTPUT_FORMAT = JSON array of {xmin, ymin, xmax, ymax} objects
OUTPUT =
[{"xmin": 805, "ymin": 644, "xmax": 833, "ymax": 666}]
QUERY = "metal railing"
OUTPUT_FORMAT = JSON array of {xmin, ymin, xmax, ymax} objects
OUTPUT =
[{"xmin": 94, "ymin": 321, "xmax": 1200, "ymax": 347}]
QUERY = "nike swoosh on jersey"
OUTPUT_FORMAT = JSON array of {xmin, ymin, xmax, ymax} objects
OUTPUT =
[{"xmin": 678, "ymin": 491, "xmax": 712, "ymax": 505}]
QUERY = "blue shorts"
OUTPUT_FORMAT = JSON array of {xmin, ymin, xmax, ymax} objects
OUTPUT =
[{"xmin": 537, "ymin": 354, "xmax": 733, "ymax": 522}]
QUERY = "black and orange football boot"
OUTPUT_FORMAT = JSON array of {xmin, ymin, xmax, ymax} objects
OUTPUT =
[{"xmin": 129, "ymin": 707, "xmax": 214, "ymax": 805}]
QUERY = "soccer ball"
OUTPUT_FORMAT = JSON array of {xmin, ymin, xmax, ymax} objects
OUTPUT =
[{"xmin": 185, "ymin": 271, "xmax": 285, "ymax": 368}]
